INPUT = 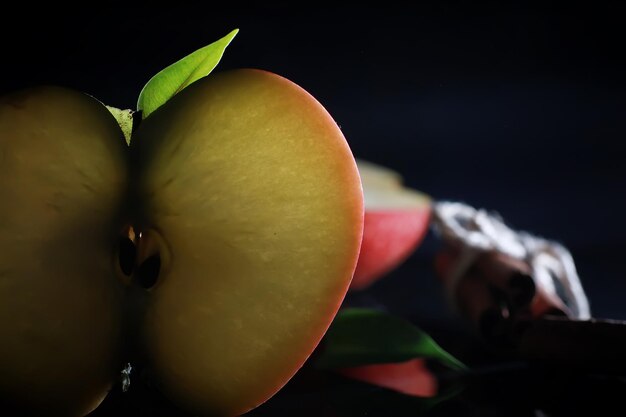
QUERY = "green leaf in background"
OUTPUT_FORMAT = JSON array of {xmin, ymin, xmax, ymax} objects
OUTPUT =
[
  {"xmin": 137, "ymin": 29, "xmax": 239, "ymax": 119},
  {"xmin": 316, "ymin": 308, "xmax": 466, "ymax": 371}
]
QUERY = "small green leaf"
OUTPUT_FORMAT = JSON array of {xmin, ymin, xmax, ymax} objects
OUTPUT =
[
  {"xmin": 137, "ymin": 29, "xmax": 239, "ymax": 119},
  {"xmin": 106, "ymin": 106, "xmax": 135, "ymax": 145},
  {"xmin": 316, "ymin": 308, "xmax": 466, "ymax": 371}
]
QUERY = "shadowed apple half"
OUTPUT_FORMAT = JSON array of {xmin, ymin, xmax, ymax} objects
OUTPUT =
[
  {"xmin": 0, "ymin": 87, "xmax": 128, "ymax": 416},
  {"xmin": 351, "ymin": 160, "xmax": 431, "ymax": 290},
  {"xmin": 130, "ymin": 69, "xmax": 364, "ymax": 416}
]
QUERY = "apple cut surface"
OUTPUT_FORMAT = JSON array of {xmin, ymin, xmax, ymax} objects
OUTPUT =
[
  {"xmin": 132, "ymin": 69, "xmax": 364, "ymax": 415},
  {"xmin": 0, "ymin": 87, "xmax": 128, "ymax": 415},
  {"xmin": 355, "ymin": 158, "xmax": 402, "ymax": 189},
  {"xmin": 351, "ymin": 161, "xmax": 431, "ymax": 290}
]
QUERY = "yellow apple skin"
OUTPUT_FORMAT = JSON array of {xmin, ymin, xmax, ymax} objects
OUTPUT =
[
  {"xmin": 0, "ymin": 87, "xmax": 128, "ymax": 415},
  {"xmin": 131, "ymin": 69, "xmax": 364, "ymax": 416}
]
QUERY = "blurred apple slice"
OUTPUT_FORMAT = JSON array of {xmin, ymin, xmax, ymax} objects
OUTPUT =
[
  {"xmin": 351, "ymin": 160, "xmax": 431, "ymax": 290},
  {"xmin": 338, "ymin": 358, "xmax": 438, "ymax": 397},
  {"xmin": 355, "ymin": 158, "xmax": 402, "ymax": 188}
]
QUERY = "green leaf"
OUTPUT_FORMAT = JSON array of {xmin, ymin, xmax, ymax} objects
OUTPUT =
[
  {"xmin": 137, "ymin": 29, "xmax": 239, "ymax": 119},
  {"xmin": 316, "ymin": 308, "xmax": 466, "ymax": 371},
  {"xmin": 106, "ymin": 106, "xmax": 135, "ymax": 145}
]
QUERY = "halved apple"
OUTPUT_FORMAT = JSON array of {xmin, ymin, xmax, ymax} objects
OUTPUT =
[
  {"xmin": 351, "ymin": 160, "xmax": 431, "ymax": 290},
  {"xmin": 130, "ymin": 69, "xmax": 364, "ymax": 416}
]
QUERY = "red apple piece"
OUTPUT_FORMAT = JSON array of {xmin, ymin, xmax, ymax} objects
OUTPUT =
[
  {"xmin": 351, "ymin": 161, "xmax": 431, "ymax": 290},
  {"xmin": 338, "ymin": 358, "xmax": 438, "ymax": 397}
]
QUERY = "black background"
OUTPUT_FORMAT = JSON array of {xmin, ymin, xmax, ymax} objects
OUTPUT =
[{"xmin": 2, "ymin": 3, "xmax": 626, "ymax": 415}]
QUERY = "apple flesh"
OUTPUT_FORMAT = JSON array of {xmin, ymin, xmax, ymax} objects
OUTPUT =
[
  {"xmin": 0, "ymin": 87, "xmax": 128, "ymax": 416},
  {"xmin": 131, "ymin": 69, "xmax": 364, "ymax": 416},
  {"xmin": 351, "ymin": 160, "xmax": 431, "ymax": 290},
  {"xmin": 355, "ymin": 159, "xmax": 402, "ymax": 188}
]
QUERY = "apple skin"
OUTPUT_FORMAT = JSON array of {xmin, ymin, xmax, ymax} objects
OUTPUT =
[
  {"xmin": 338, "ymin": 358, "xmax": 437, "ymax": 397},
  {"xmin": 351, "ymin": 204, "xmax": 431, "ymax": 291},
  {"xmin": 131, "ymin": 69, "xmax": 363, "ymax": 416}
]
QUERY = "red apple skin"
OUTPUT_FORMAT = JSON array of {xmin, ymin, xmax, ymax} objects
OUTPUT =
[
  {"xmin": 338, "ymin": 358, "xmax": 438, "ymax": 397},
  {"xmin": 350, "ymin": 206, "xmax": 431, "ymax": 290}
]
